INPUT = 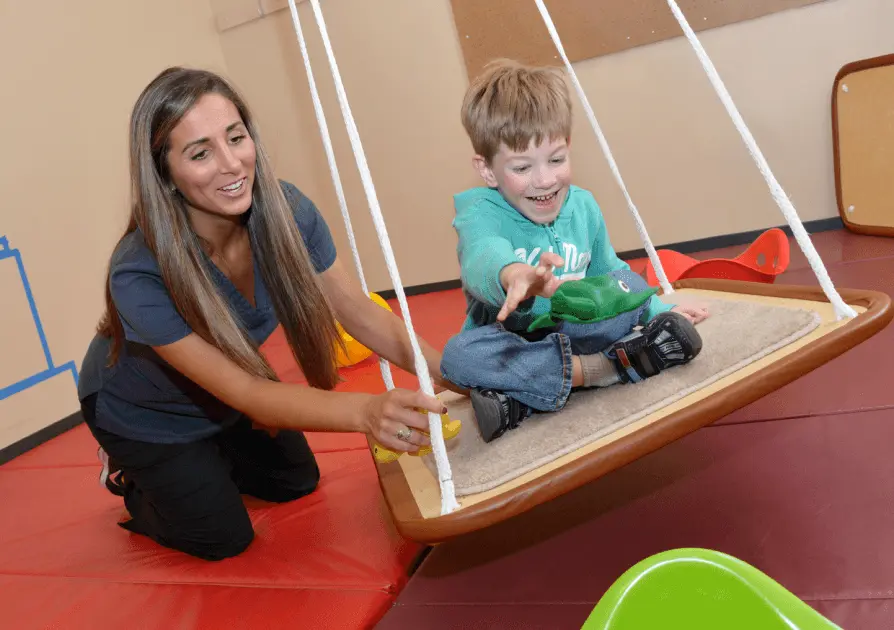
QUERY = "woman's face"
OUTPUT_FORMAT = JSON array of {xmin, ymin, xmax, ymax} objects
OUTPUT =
[{"xmin": 166, "ymin": 93, "xmax": 257, "ymax": 218}]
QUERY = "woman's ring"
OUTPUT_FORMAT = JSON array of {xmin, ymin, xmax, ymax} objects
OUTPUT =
[{"xmin": 396, "ymin": 427, "xmax": 412, "ymax": 442}]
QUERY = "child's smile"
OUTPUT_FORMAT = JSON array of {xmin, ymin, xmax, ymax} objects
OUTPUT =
[{"xmin": 526, "ymin": 189, "xmax": 564, "ymax": 217}]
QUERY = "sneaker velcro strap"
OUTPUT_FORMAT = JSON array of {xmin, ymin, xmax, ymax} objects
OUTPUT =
[{"xmin": 614, "ymin": 347, "xmax": 644, "ymax": 383}]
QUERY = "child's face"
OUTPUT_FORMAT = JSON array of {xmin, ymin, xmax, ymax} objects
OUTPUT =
[{"xmin": 475, "ymin": 136, "xmax": 572, "ymax": 224}]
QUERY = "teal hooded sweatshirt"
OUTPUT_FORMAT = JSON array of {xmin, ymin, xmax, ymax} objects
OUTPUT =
[{"xmin": 453, "ymin": 184, "xmax": 671, "ymax": 332}]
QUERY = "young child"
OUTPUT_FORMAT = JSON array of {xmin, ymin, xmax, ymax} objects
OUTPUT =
[{"xmin": 440, "ymin": 59, "xmax": 709, "ymax": 443}]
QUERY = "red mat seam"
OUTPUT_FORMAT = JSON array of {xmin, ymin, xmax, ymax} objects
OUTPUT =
[
  {"xmin": 809, "ymin": 253, "xmax": 894, "ymax": 268},
  {"xmin": 380, "ymin": 601, "xmax": 604, "ymax": 607},
  {"xmin": 0, "ymin": 570, "xmax": 402, "ymax": 594},
  {"xmin": 709, "ymin": 404, "xmax": 894, "ymax": 427},
  {"xmin": 774, "ymin": 254, "xmax": 894, "ymax": 276},
  {"xmin": 801, "ymin": 595, "xmax": 894, "ymax": 603},
  {"xmin": 383, "ymin": 594, "xmax": 894, "ymax": 607}
]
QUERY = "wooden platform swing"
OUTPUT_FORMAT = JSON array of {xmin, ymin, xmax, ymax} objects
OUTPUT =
[{"xmin": 286, "ymin": 0, "xmax": 893, "ymax": 544}]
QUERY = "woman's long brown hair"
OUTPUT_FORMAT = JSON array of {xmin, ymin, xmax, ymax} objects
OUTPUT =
[{"xmin": 97, "ymin": 67, "xmax": 342, "ymax": 390}]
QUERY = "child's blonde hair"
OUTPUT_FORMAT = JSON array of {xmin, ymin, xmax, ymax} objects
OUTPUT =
[{"xmin": 461, "ymin": 59, "xmax": 572, "ymax": 163}]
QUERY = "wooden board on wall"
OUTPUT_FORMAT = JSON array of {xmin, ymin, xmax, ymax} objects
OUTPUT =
[
  {"xmin": 450, "ymin": 0, "xmax": 828, "ymax": 79},
  {"xmin": 833, "ymin": 54, "xmax": 894, "ymax": 237}
]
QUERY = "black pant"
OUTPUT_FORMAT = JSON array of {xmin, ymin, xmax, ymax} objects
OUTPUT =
[{"xmin": 81, "ymin": 394, "xmax": 320, "ymax": 561}]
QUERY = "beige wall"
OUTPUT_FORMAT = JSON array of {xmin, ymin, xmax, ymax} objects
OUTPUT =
[
  {"xmin": 0, "ymin": 0, "xmax": 229, "ymax": 448},
  {"xmin": 217, "ymin": 0, "xmax": 473, "ymax": 292},
  {"xmin": 2, "ymin": 0, "xmax": 891, "ymax": 445},
  {"xmin": 567, "ymin": 0, "xmax": 892, "ymax": 249},
  {"xmin": 219, "ymin": 0, "xmax": 892, "ymax": 292}
]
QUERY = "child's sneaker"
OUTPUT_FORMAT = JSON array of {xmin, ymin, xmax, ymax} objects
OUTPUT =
[
  {"xmin": 470, "ymin": 389, "xmax": 532, "ymax": 443},
  {"xmin": 97, "ymin": 447, "xmax": 126, "ymax": 497},
  {"xmin": 604, "ymin": 311, "xmax": 702, "ymax": 383}
]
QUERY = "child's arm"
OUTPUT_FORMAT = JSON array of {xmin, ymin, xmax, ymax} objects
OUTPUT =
[
  {"xmin": 455, "ymin": 209, "xmax": 564, "ymax": 320},
  {"xmin": 455, "ymin": 211, "xmax": 525, "ymax": 309}
]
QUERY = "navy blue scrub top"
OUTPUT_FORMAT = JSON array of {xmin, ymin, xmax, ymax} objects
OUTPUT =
[{"xmin": 77, "ymin": 180, "xmax": 337, "ymax": 443}]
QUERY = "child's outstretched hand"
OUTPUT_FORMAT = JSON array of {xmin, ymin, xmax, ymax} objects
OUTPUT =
[
  {"xmin": 671, "ymin": 303, "xmax": 710, "ymax": 324},
  {"xmin": 497, "ymin": 253, "xmax": 566, "ymax": 322}
]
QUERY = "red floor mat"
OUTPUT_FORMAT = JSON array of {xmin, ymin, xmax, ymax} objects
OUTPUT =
[
  {"xmin": 0, "ymin": 575, "xmax": 393, "ymax": 630},
  {"xmin": 0, "ymin": 450, "xmax": 420, "ymax": 592},
  {"xmin": 380, "ymin": 409, "xmax": 894, "ymax": 630},
  {"xmin": 305, "ymin": 430, "xmax": 369, "ymax": 452},
  {"xmin": 2, "ymin": 422, "xmax": 101, "ymax": 469},
  {"xmin": 0, "ymin": 290, "xmax": 451, "ymax": 629}
]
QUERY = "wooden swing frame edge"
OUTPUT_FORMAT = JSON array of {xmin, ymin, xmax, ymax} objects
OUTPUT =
[{"xmin": 372, "ymin": 279, "xmax": 893, "ymax": 544}]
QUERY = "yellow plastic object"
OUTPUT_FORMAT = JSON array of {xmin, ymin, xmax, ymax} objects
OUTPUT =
[
  {"xmin": 335, "ymin": 292, "xmax": 392, "ymax": 367},
  {"xmin": 373, "ymin": 407, "xmax": 462, "ymax": 464}
]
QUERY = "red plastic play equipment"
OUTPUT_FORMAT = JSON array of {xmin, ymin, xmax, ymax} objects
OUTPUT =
[{"xmin": 644, "ymin": 228, "xmax": 791, "ymax": 287}]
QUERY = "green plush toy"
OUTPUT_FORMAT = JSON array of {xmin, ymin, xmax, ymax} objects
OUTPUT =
[{"xmin": 527, "ymin": 275, "xmax": 658, "ymax": 333}]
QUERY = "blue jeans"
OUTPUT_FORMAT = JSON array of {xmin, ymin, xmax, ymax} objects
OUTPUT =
[{"xmin": 440, "ymin": 269, "xmax": 651, "ymax": 413}]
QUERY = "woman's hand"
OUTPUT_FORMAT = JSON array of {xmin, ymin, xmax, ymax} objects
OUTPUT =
[
  {"xmin": 361, "ymin": 388, "xmax": 447, "ymax": 453},
  {"xmin": 498, "ymin": 253, "xmax": 566, "ymax": 322}
]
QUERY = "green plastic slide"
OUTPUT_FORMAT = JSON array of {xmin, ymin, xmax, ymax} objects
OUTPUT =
[{"xmin": 581, "ymin": 548, "xmax": 842, "ymax": 630}]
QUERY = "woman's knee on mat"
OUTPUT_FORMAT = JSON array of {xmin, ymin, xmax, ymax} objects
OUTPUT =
[
  {"xmin": 275, "ymin": 435, "xmax": 322, "ymax": 498},
  {"xmin": 244, "ymin": 459, "xmax": 321, "ymax": 504},
  {"xmin": 170, "ymin": 492, "xmax": 255, "ymax": 561},
  {"xmin": 176, "ymin": 517, "xmax": 255, "ymax": 561},
  {"xmin": 220, "ymin": 426, "xmax": 322, "ymax": 503},
  {"xmin": 183, "ymin": 517, "xmax": 255, "ymax": 561},
  {"xmin": 121, "ymin": 486, "xmax": 256, "ymax": 562}
]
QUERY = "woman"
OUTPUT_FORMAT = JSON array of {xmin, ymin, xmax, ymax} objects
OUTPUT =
[{"xmin": 77, "ymin": 66, "xmax": 455, "ymax": 561}]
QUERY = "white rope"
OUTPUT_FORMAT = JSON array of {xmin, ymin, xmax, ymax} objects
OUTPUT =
[
  {"xmin": 666, "ymin": 0, "xmax": 857, "ymax": 320},
  {"xmin": 285, "ymin": 0, "xmax": 395, "ymax": 391},
  {"xmin": 533, "ymin": 0, "xmax": 675, "ymax": 296},
  {"xmin": 307, "ymin": 0, "xmax": 459, "ymax": 514}
]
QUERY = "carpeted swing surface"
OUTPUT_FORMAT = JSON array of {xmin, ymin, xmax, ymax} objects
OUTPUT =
[{"xmin": 423, "ymin": 295, "xmax": 820, "ymax": 496}]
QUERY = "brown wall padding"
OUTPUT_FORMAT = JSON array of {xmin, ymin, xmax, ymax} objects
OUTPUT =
[{"xmin": 449, "ymin": 0, "xmax": 827, "ymax": 79}]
